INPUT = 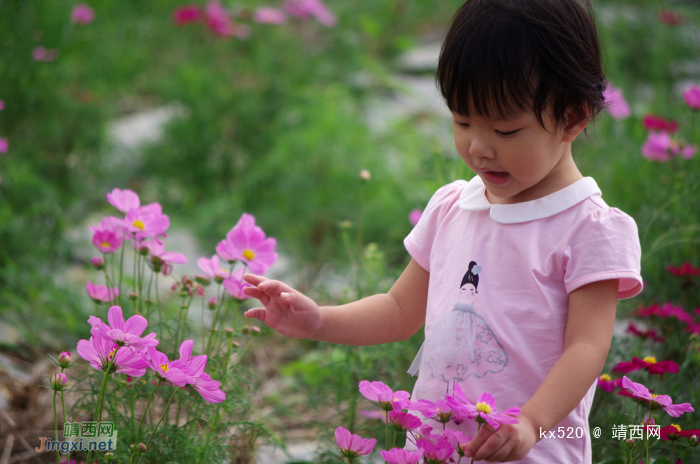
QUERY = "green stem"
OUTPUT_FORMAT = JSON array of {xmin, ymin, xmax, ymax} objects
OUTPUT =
[
  {"xmin": 103, "ymin": 253, "xmax": 115, "ymax": 306},
  {"xmin": 138, "ymin": 387, "xmax": 179, "ymax": 464},
  {"xmin": 86, "ymin": 354, "xmax": 116, "ymax": 464},
  {"xmin": 392, "ymin": 429, "xmax": 397, "ymax": 449},
  {"xmin": 385, "ymin": 410, "xmax": 389, "ymax": 451},
  {"xmin": 118, "ymin": 234, "xmax": 126, "ymax": 304},
  {"xmin": 134, "ymin": 380, "xmax": 161, "ymax": 446},
  {"xmin": 669, "ymin": 441, "xmax": 675, "ymax": 464},
  {"xmin": 54, "ymin": 391, "xmax": 60, "ymax": 464}
]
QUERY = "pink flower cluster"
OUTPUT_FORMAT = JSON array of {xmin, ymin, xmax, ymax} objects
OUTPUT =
[
  {"xmin": 71, "ymin": 4, "xmax": 95, "ymax": 24},
  {"xmin": 603, "ymin": 83, "xmax": 630, "ymax": 120},
  {"xmin": 635, "ymin": 302, "xmax": 700, "ymax": 334},
  {"xmin": 340, "ymin": 380, "xmax": 520, "ymax": 463},
  {"xmin": 173, "ymin": 1, "xmax": 250, "ymax": 38},
  {"xmin": 77, "ymin": 306, "xmax": 225, "ymax": 402},
  {"xmin": 640, "ymin": 109, "xmax": 697, "ymax": 162}
]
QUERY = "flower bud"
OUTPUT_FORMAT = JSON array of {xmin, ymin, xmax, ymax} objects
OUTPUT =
[
  {"xmin": 179, "ymin": 290, "xmax": 189, "ymax": 298},
  {"xmin": 207, "ymin": 297, "xmax": 217, "ymax": 310},
  {"xmin": 210, "ymin": 328, "xmax": 218, "ymax": 333},
  {"xmin": 642, "ymin": 417, "xmax": 655, "ymax": 426},
  {"xmin": 105, "ymin": 452, "xmax": 115, "ymax": 461},
  {"xmin": 195, "ymin": 274, "xmax": 211, "ymax": 286},
  {"xmin": 625, "ymin": 438, "xmax": 635, "ymax": 449},
  {"xmin": 196, "ymin": 285, "xmax": 205, "ymax": 297},
  {"xmin": 162, "ymin": 262, "xmax": 173, "ymax": 277},
  {"xmin": 690, "ymin": 435, "xmax": 698, "ymax": 447},
  {"xmin": 91, "ymin": 257, "xmax": 105, "ymax": 270},
  {"xmin": 232, "ymin": 341, "xmax": 240, "ymax": 348},
  {"xmin": 171, "ymin": 283, "xmax": 179, "ymax": 292},
  {"xmin": 150, "ymin": 256, "xmax": 164, "ymax": 273},
  {"xmin": 138, "ymin": 245, "xmax": 150, "ymax": 256},
  {"xmin": 225, "ymin": 327, "xmax": 234, "ymax": 336},
  {"xmin": 130, "ymin": 444, "xmax": 136, "ymax": 452},
  {"xmin": 250, "ymin": 326, "xmax": 261, "ymax": 336},
  {"xmin": 359, "ymin": 169, "xmax": 371, "ymax": 181},
  {"xmin": 128, "ymin": 292, "xmax": 139, "ymax": 301},
  {"xmin": 58, "ymin": 351, "xmax": 72, "ymax": 368},
  {"xmin": 242, "ymin": 326, "xmax": 251, "ymax": 335},
  {"xmin": 138, "ymin": 443, "xmax": 147, "ymax": 453},
  {"xmin": 51, "ymin": 373, "xmax": 68, "ymax": 391}
]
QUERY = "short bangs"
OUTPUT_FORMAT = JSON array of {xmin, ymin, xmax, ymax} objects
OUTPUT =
[{"xmin": 437, "ymin": 0, "xmax": 606, "ymax": 130}]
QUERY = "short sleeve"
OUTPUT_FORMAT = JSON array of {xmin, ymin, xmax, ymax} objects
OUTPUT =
[
  {"xmin": 563, "ymin": 207, "xmax": 643, "ymax": 299},
  {"xmin": 404, "ymin": 180, "xmax": 467, "ymax": 272}
]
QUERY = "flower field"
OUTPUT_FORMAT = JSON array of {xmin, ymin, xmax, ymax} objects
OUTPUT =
[{"xmin": 0, "ymin": 0, "xmax": 699, "ymax": 463}]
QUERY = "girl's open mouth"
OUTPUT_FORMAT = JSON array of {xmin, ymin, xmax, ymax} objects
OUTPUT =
[{"xmin": 482, "ymin": 170, "xmax": 510, "ymax": 185}]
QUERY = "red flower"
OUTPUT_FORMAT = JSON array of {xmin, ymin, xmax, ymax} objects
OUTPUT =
[
  {"xmin": 661, "ymin": 424, "xmax": 682, "ymax": 441},
  {"xmin": 597, "ymin": 374, "xmax": 621, "ymax": 392},
  {"xmin": 642, "ymin": 115, "xmax": 678, "ymax": 133},
  {"xmin": 612, "ymin": 356, "xmax": 679, "ymax": 377},
  {"xmin": 626, "ymin": 323, "xmax": 665, "ymax": 343},
  {"xmin": 658, "ymin": 10, "xmax": 684, "ymax": 26},
  {"xmin": 173, "ymin": 6, "xmax": 202, "ymax": 25},
  {"xmin": 667, "ymin": 262, "xmax": 700, "ymax": 276}
]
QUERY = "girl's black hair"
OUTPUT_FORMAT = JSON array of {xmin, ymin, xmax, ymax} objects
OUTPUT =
[
  {"xmin": 460, "ymin": 261, "xmax": 479, "ymax": 292},
  {"xmin": 436, "ymin": 0, "xmax": 606, "ymax": 130}
]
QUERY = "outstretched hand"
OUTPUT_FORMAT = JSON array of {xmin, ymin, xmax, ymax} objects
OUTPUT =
[
  {"xmin": 242, "ymin": 273, "xmax": 323, "ymax": 339},
  {"xmin": 462, "ymin": 416, "xmax": 537, "ymax": 462}
]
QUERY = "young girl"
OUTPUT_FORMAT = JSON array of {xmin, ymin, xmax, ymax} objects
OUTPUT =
[{"xmin": 242, "ymin": 0, "xmax": 643, "ymax": 462}]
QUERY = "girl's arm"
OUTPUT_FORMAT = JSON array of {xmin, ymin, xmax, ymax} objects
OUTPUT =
[
  {"xmin": 242, "ymin": 259, "xmax": 429, "ymax": 346},
  {"xmin": 464, "ymin": 278, "xmax": 619, "ymax": 462}
]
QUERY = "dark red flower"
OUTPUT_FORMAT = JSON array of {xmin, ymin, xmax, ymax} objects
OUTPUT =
[
  {"xmin": 661, "ymin": 425, "xmax": 682, "ymax": 441},
  {"xmin": 626, "ymin": 323, "xmax": 665, "ymax": 343},
  {"xmin": 667, "ymin": 262, "xmax": 700, "ymax": 276},
  {"xmin": 597, "ymin": 374, "xmax": 621, "ymax": 392},
  {"xmin": 659, "ymin": 10, "xmax": 684, "ymax": 26},
  {"xmin": 173, "ymin": 6, "xmax": 202, "ymax": 26},
  {"xmin": 612, "ymin": 356, "xmax": 679, "ymax": 377},
  {"xmin": 643, "ymin": 115, "xmax": 679, "ymax": 133}
]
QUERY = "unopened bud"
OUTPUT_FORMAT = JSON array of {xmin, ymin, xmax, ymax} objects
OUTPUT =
[
  {"xmin": 250, "ymin": 326, "xmax": 261, "ymax": 336},
  {"xmin": 625, "ymin": 439, "xmax": 635, "ymax": 449},
  {"xmin": 642, "ymin": 417, "xmax": 655, "ymax": 426},
  {"xmin": 105, "ymin": 452, "xmax": 115, "ymax": 461},
  {"xmin": 207, "ymin": 297, "xmax": 217, "ymax": 310},
  {"xmin": 359, "ymin": 169, "xmax": 371, "ymax": 181},
  {"xmin": 138, "ymin": 443, "xmax": 147, "ymax": 453},
  {"xmin": 179, "ymin": 290, "xmax": 189, "ymax": 298},
  {"xmin": 58, "ymin": 351, "xmax": 72, "ymax": 368},
  {"xmin": 210, "ymin": 328, "xmax": 218, "ymax": 333},
  {"xmin": 138, "ymin": 245, "xmax": 150, "ymax": 256},
  {"xmin": 130, "ymin": 444, "xmax": 136, "ymax": 451},
  {"xmin": 51, "ymin": 373, "xmax": 67, "ymax": 391},
  {"xmin": 128, "ymin": 292, "xmax": 139, "ymax": 301},
  {"xmin": 225, "ymin": 327, "xmax": 234, "ymax": 336},
  {"xmin": 232, "ymin": 341, "xmax": 240, "ymax": 348},
  {"xmin": 196, "ymin": 285, "xmax": 205, "ymax": 297},
  {"xmin": 150, "ymin": 256, "xmax": 164, "ymax": 272},
  {"xmin": 171, "ymin": 283, "xmax": 179, "ymax": 292},
  {"xmin": 91, "ymin": 257, "xmax": 105, "ymax": 270},
  {"xmin": 690, "ymin": 435, "xmax": 698, "ymax": 447},
  {"xmin": 242, "ymin": 326, "xmax": 251, "ymax": 335},
  {"xmin": 195, "ymin": 274, "xmax": 211, "ymax": 286},
  {"xmin": 162, "ymin": 262, "xmax": 173, "ymax": 276}
]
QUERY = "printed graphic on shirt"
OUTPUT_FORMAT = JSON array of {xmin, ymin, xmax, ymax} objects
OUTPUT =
[{"xmin": 420, "ymin": 261, "xmax": 508, "ymax": 386}]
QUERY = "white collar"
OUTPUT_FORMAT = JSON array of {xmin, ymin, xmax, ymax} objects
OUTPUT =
[{"xmin": 457, "ymin": 176, "xmax": 602, "ymax": 224}]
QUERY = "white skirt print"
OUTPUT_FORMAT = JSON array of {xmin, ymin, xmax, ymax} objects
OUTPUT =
[{"xmin": 408, "ymin": 261, "xmax": 508, "ymax": 385}]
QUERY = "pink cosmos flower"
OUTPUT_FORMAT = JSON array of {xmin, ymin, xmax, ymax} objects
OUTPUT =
[
  {"xmin": 417, "ymin": 437, "xmax": 455, "ymax": 462},
  {"xmin": 621, "ymin": 376, "xmax": 694, "ymax": 417},
  {"xmin": 408, "ymin": 209, "xmax": 422, "ymax": 226},
  {"xmin": 411, "ymin": 398, "xmax": 458, "ymax": 424},
  {"xmin": 86, "ymin": 282, "xmax": 119, "ymax": 303},
  {"xmin": 613, "ymin": 356, "xmax": 679, "ymax": 377},
  {"xmin": 659, "ymin": 10, "xmax": 684, "ymax": 26},
  {"xmin": 359, "ymin": 409, "xmax": 386, "ymax": 422},
  {"xmin": 359, "ymin": 380, "xmax": 411, "ymax": 411},
  {"xmin": 173, "ymin": 5, "xmax": 202, "ymax": 25},
  {"xmin": 684, "ymin": 84, "xmax": 700, "ymax": 110},
  {"xmin": 642, "ymin": 131, "xmax": 673, "ymax": 161},
  {"xmin": 146, "ymin": 238, "xmax": 187, "ymax": 265},
  {"xmin": 71, "ymin": 4, "xmax": 95, "ymax": 24},
  {"xmin": 216, "ymin": 213, "xmax": 278, "ymax": 274},
  {"xmin": 141, "ymin": 346, "xmax": 192, "ymax": 386},
  {"xmin": 123, "ymin": 203, "xmax": 169, "ymax": 240},
  {"xmin": 443, "ymin": 382, "xmax": 478, "ymax": 423},
  {"xmin": 388, "ymin": 411, "xmax": 422, "ymax": 432},
  {"xmin": 107, "ymin": 188, "xmax": 140, "ymax": 214},
  {"xmin": 597, "ymin": 374, "xmax": 621, "ymax": 392},
  {"xmin": 203, "ymin": 1, "xmax": 248, "ymax": 38},
  {"xmin": 172, "ymin": 340, "xmax": 225, "ymax": 403},
  {"xmin": 88, "ymin": 305, "xmax": 158, "ymax": 350},
  {"xmin": 77, "ymin": 334, "xmax": 148, "ymax": 377},
  {"xmin": 334, "ymin": 426, "xmax": 376, "ymax": 459},
  {"xmin": 0, "ymin": 138, "xmax": 7, "ymax": 153},
  {"xmin": 33, "ymin": 46, "xmax": 58, "ymax": 62},
  {"xmin": 283, "ymin": 0, "xmax": 336, "ymax": 27},
  {"xmin": 642, "ymin": 115, "xmax": 678, "ymax": 133},
  {"xmin": 58, "ymin": 351, "xmax": 72, "ymax": 368},
  {"xmin": 380, "ymin": 448, "xmax": 422, "ymax": 464},
  {"xmin": 603, "ymin": 84, "xmax": 631, "ymax": 119},
  {"xmin": 462, "ymin": 392, "xmax": 520, "ymax": 431},
  {"xmin": 667, "ymin": 262, "xmax": 700, "ymax": 276},
  {"xmin": 197, "ymin": 254, "xmax": 230, "ymax": 282},
  {"xmin": 253, "ymin": 7, "xmax": 287, "ymax": 24},
  {"xmin": 444, "ymin": 429, "xmax": 473, "ymax": 456},
  {"xmin": 625, "ymin": 323, "xmax": 664, "ymax": 343},
  {"xmin": 92, "ymin": 229, "xmax": 122, "ymax": 253},
  {"xmin": 89, "ymin": 216, "xmax": 127, "ymax": 238},
  {"xmin": 661, "ymin": 425, "xmax": 682, "ymax": 441},
  {"xmin": 222, "ymin": 268, "xmax": 252, "ymax": 300}
]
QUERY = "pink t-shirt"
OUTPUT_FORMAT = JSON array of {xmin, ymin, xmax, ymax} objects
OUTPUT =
[{"xmin": 403, "ymin": 176, "xmax": 643, "ymax": 463}]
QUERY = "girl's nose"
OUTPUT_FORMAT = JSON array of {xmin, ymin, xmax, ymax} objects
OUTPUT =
[{"xmin": 469, "ymin": 136, "xmax": 495, "ymax": 159}]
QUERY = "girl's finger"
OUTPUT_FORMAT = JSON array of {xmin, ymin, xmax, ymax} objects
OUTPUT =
[
  {"xmin": 244, "ymin": 308, "xmax": 267, "ymax": 322},
  {"xmin": 243, "ymin": 273, "xmax": 267, "ymax": 285},
  {"xmin": 281, "ymin": 291, "xmax": 315, "ymax": 312},
  {"xmin": 258, "ymin": 279, "xmax": 298, "ymax": 296},
  {"xmin": 242, "ymin": 286, "xmax": 267, "ymax": 300}
]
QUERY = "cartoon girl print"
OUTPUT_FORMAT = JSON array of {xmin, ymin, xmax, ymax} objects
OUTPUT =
[{"xmin": 417, "ymin": 261, "xmax": 508, "ymax": 390}]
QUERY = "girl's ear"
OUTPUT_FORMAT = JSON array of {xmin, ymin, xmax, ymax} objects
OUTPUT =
[{"xmin": 562, "ymin": 105, "xmax": 592, "ymax": 142}]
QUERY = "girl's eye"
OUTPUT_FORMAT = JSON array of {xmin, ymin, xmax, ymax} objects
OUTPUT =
[
  {"xmin": 454, "ymin": 120, "xmax": 469, "ymax": 128},
  {"xmin": 496, "ymin": 129, "xmax": 519, "ymax": 137}
]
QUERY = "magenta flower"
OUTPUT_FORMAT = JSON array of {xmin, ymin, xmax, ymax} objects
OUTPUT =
[
  {"xmin": 216, "ymin": 213, "xmax": 278, "ymax": 274},
  {"xmin": 443, "ymin": 382, "xmax": 477, "ymax": 423},
  {"xmin": 58, "ymin": 351, "xmax": 72, "ymax": 368},
  {"xmin": 359, "ymin": 380, "xmax": 411, "ymax": 411},
  {"xmin": 334, "ymin": 426, "xmax": 376, "ymax": 459},
  {"xmin": 388, "ymin": 411, "xmax": 422, "ymax": 432},
  {"xmin": 612, "ymin": 356, "xmax": 679, "ymax": 377},
  {"xmin": 51, "ymin": 373, "xmax": 68, "ymax": 390},
  {"xmin": 621, "ymin": 376, "xmax": 694, "ymax": 417},
  {"xmin": 147, "ymin": 238, "xmax": 187, "ymax": 267},
  {"xmin": 172, "ymin": 340, "xmax": 225, "ymax": 403},
  {"xmin": 86, "ymin": 282, "xmax": 119, "ymax": 303},
  {"xmin": 684, "ymin": 84, "xmax": 700, "ymax": 110},
  {"xmin": 89, "ymin": 216, "xmax": 127, "ymax": 238},
  {"xmin": 88, "ymin": 305, "xmax": 158, "ymax": 350},
  {"xmin": 603, "ymin": 84, "xmax": 631, "ymax": 119},
  {"xmin": 203, "ymin": 1, "xmax": 248, "ymax": 38},
  {"xmin": 141, "ymin": 347, "xmax": 192, "ymax": 387},
  {"xmin": 463, "ymin": 392, "xmax": 520, "ymax": 431},
  {"xmin": 0, "ymin": 138, "xmax": 8, "ymax": 153},
  {"xmin": 667, "ymin": 262, "xmax": 700, "ymax": 276},
  {"xmin": 659, "ymin": 10, "xmax": 684, "ymax": 26},
  {"xmin": 32, "ymin": 46, "xmax": 58, "ymax": 62},
  {"xmin": 197, "ymin": 254, "xmax": 230, "ymax": 283},
  {"xmin": 444, "ymin": 429, "xmax": 473, "ymax": 457},
  {"xmin": 222, "ymin": 268, "xmax": 252, "ymax": 300},
  {"xmin": 642, "ymin": 131, "xmax": 673, "ymax": 161},
  {"xmin": 643, "ymin": 115, "xmax": 678, "ymax": 133},
  {"xmin": 417, "ymin": 437, "xmax": 455, "ymax": 462},
  {"xmin": 0, "ymin": 100, "xmax": 4, "ymax": 111},
  {"xmin": 380, "ymin": 448, "xmax": 422, "ymax": 464},
  {"xmin": 283, "ymin": 0, "xmax": 336, "ymax": 27},
  {"xmin": 173, "ymin": 5, "xmax": 202, "ymax": 25},
  {"xmin": 408, "ymin": 209, "xmax": 422, "ymax": 226},
  {"xmin": 107, "ymin": 188, "xmax": 140, "ymax": 214},
  {"xmin": 77, "ymin": 334, "xmax": 148, "ymax": 377},
  {"xmin": 411, "ymin": 398, "xmax": 458, "ymax": 424},
  {"xmin": 253, "ymin": 7, "xmax": 287, "ymax": 24},
  {"xmin": 625, "ymin": 323, "xmax": 665, "ymax": 343},
  {"xmin": 123, "ymin": 203, "xmax": 169, "ymax": 240},
  {"xmin": 597, "ymin": 374, "xmax": 621, "ymax": 392},
  {"xmin": 92, "ymin": 229, "xmax": 122, "ymax": 253},
  {"xmin": 71, "ymin": 4, "xmax": 95, "ymax": 24}
]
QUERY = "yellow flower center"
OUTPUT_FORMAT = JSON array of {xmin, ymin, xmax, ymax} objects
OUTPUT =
[
  {"xmin": 242, "ymin": 249, "xmax": 255, "ymax": 261},
  {"xmin": 220, "ymin": 268, "xmax": 228, "ymax": 275},
  {"xmin": 393, "ymin": 398, "xmax": 399, "ymax": 402},
  {"xmin": 476, "ymin": 402, "xmax": 492, "ymax": 414},
  {"xmin": 160, "ymin": 363, "xmax": 170, "ymax": 373},
  {"xmin": 600, "ymin": 374, "xmax": 611, "ymax": 381},
  {"xmin": 672, "ymin": 424, "xmax": 681, "ymax": 432},
  {"xmin": 101, "ymin": 241, "xmax": 111, "ymax": 248},
  {"xmin": 132, "ymin": 220, "xmax": 145, "ymax": 230},
  {"xmin": 651, "ymin": 394, "xmax": 660, "ymax": 398},
  {"xmin": 109, "ymin": 348, "xmax": 117, "ymax": 359},
  {"xmin": 643, "ymin": 356, "xmax": 657, "ymax": 364}
]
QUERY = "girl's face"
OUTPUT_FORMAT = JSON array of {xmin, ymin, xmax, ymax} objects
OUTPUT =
[{"xmin": 451, "ymin": 106, "xmax": 587, "ymax": 205}]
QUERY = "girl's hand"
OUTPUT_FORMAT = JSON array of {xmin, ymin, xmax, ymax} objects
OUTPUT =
[
  {"xmin": 462, "ymin": 415, "xmax": 537, "ymax": 462},
  {"xmin": 242, "ymin": 273, "xmax": 323, "ymax": 339}
]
